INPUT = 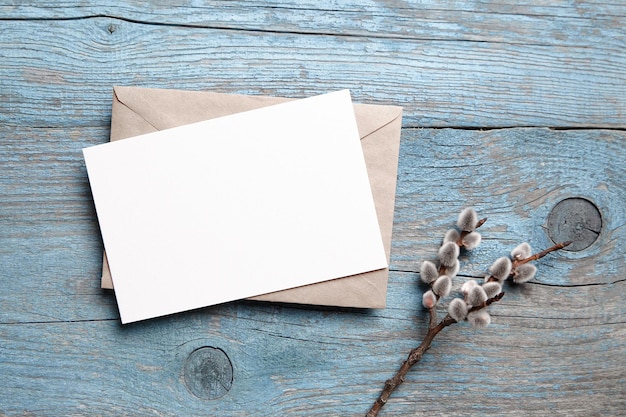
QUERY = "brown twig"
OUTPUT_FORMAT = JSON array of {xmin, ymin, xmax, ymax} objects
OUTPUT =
[
  {"xmin": 513, "ymin": 240, "xmax": 573, "ymax": 268},
  {"xmin": 365, "ymin": 294, "xmax": 503, "ymax": 417},
  {"xmin": 428, "ymin": 306, "xmax": 438, "ymax": 329},
  {"xmin": 365, "ymin": 314, "xmax": 456, "ymax": 417},
  {"xmin": 468, "ymin": 291, "xmax": 505, "ymax": 314}
]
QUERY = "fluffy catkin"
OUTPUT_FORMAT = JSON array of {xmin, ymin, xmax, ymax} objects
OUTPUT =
[
  {"xmin": 432, "ymin": 275, "xmax": 452, "ymax": 298},
  {"xmin": 448, "ymin": 298, "xmax": 468, "ymax": 322},
  {"xmin": 420, "ymin": 261, "xmax": 439, "ymax": 284},
  {"xmin": 462, "ymin": 231, "xmax": 482, "ymax": 249},
  {"xmin": 511, "ymin": 242, "xmax": 532, "ymax": 260},
  {"xmin": 457, "ymin": 207, "xmax": 478, "ymax": 232},
  {"xmin": 461, "ymin": 279, "xmax": 478, "ymax": 295},
  {"xmin": 489, "ymin": 256, "xmax": 512, "ymax": 282},
  {"xmin": 442, "ymin": 260, "xmax": 460, "ymax": 278},
  {"xmin": 482, "ymin": 281, "xmax": 502, "ymax": 298},
  {"xmin": 467, "ymin": 285, "xmax": 488, "ymax": 306},
  {"xmin": 467, "ymin": 310, "xmax": 491, "ymax": 328},
  {"xmin": 513, "ymin": 263, "xmax": 537, "ymax": 283},
  {"xmin": 422, "ymin": 290, "xmax": 437, "ymax": 309},
  {"xmin": 438, "ymin": 242, "xmax": 460, "ymax": 267},
  {"xmin": 444, "ymin": 229, "xmax": 460, "ymax": 244}
]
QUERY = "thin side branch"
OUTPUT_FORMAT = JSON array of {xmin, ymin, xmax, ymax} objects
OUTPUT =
[
  {"xmin": 514, "ymin": 241, "xmax": 572, "ymax": 267},
  {"xmin": 468, "ymin": 292, "xmax": 504, "ymax": 313}
]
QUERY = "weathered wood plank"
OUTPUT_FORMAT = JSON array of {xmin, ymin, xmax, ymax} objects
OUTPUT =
[
  {"xmin": 1, "ymin": 126, "xmax": 623, "ymax": 415},
  {"xmin": 2, "ymin": 0, "xmax": 624, "ymax": 48},
  {"xmin": 1, "ymin": 2, "xmax": 624, "ymax": 415},
  {"xmin": 1, "ymin": 15, "xmax": 624, "ymax": 128},
  {"xmin": 2, "ymin": 126, "xmax": 623, "ymax": 316},
  {"xmin": 0, "ymin": 126, "xmax": 114, "ymax": 323},
  {"xmin": 0, "ymin": 279, "xmax": 623, "ymax": 416},
  {"xmin": 391, "ymin": 128, "xmax": 625, "ymax": 287}
]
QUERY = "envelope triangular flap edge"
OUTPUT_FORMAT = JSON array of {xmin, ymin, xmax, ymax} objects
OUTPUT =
[
  {"xmin": 102, "ymin": 86, "xmax": 403, "ymax": 309},
  {"xmin": 112, "ymin": 86, "xmax": 401, "ymax": 142}
]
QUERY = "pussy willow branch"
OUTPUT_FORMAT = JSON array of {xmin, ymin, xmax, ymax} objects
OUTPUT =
[
  {"xmin": 366, "ymin": 238, "xmax": 569, "ymax": 417},
  {"xmin": 365, "ymin": 293, "xmax": 505, "ymax": 417}
]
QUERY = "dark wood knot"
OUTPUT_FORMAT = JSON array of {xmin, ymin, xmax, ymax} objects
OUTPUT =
[
  {"xmin": 183, "ymin": 346, "xmax": 233, "ymax": 400},
  {"xmin": 547, "ymin": 197, "xmax": 601, "ymax": 251}
]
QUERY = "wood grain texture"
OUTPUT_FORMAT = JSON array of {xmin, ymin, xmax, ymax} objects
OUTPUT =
[
  {"xmin": 1, "ymin": 125, "xmax": 624, "ymax": 415},
  {"xmin": 392, "ymin": 128, "xmax": 625, "ymax": 286},
  {"xmin": 1, "ymin": 1, "xmax": 625, "ymax": 416},
  {"xmin": 2, "ymin": 1, "xmax": 624, "ymax": 46},
  {"xmin": 1, "ymin": 2, "xmax": 625, "ymax": 128},
  {"xmin": 2, "ymin": 0, "xmax": 624, "ymax": 45}
]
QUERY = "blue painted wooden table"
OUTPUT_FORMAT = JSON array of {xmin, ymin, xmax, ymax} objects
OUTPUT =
[{"xmin": 1, "ymin": 2, "xmax": 624, "ymax": 416}]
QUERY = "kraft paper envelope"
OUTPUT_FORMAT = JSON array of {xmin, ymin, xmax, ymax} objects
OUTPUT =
[
  {"xmin": 100, "ymin": 86, "xmax": 402, "ymax": 309},
  {"xmin": 86, "ymin": 90, "xmax": 389, "ymax": 323}
]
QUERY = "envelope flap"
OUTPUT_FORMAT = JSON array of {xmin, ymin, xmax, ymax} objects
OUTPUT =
[
  {"xmin": 113, "ymin": 86, "xmax": 289, "ymax": 133},
  {"xmin": 102, "ymin": 87, "xmax": 403, "ymax": 310},
  {"xmin": 353, "ymin": 103, "xmax": 403, "ymax": 140},
  {"xmin": 113, "ymin": 86, "xmax": 401, "ymax": 141}
]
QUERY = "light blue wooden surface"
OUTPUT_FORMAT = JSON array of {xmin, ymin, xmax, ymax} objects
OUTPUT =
[{"xmin": 1, "ymin": 1, "xmax": 624, "ymax": 416}]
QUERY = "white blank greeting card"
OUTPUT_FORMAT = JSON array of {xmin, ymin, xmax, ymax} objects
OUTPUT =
[{"xmin": 83, "ymin": 90, "xmax": 387, "ymax": 323}]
